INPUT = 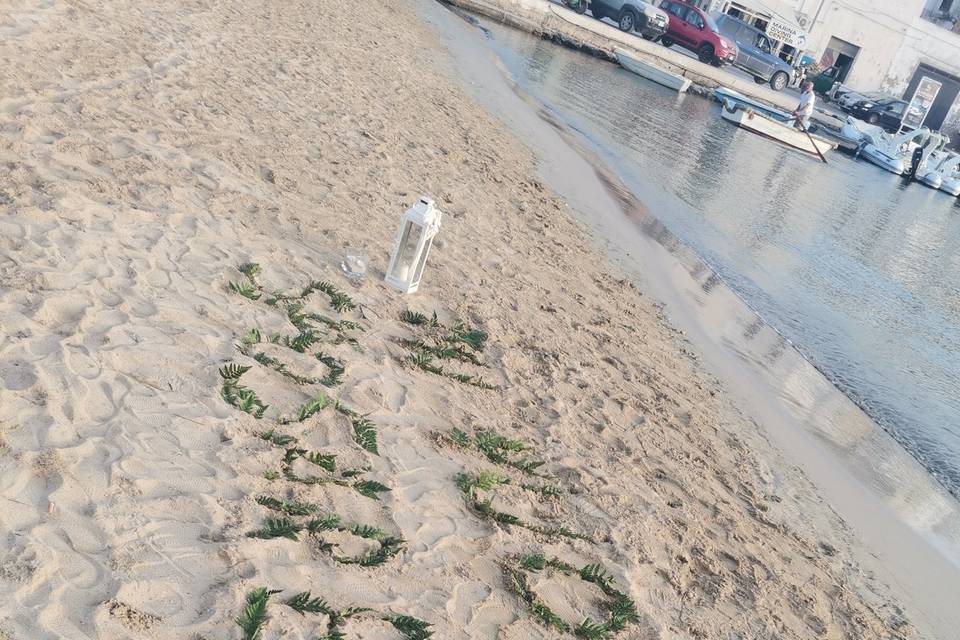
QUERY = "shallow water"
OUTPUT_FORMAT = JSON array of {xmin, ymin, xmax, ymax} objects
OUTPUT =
[{"xmin": 480, "ymin": 22, "xmax": 960, "ymax": 500}]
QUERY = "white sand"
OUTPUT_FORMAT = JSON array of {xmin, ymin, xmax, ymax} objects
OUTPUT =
[{"xmin": 0, "ymin": 0, "xmax": 915, "ymax": 638}]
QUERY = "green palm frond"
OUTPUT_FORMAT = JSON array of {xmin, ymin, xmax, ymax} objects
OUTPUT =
[
  {"xmin": 235, "ymin": 587, "xmax": 276, "ymax": 640},
  {"xmin": 353, "ymin": 480, "xmax": 390, "ymax": 499},
  {"xmin": 235, "ymin": 386, "xmax": 268, "ymax": 418},
  {"xmin": 448, "ymin": 322, "xmax": 488, "ymax": 351},
  {"xmin": 305, "ymin": 514, "xmax": 342, "ymax": 534},
  {"xmin": 257, "ymin": 429, "xmax": 296, "ymax": 447},
  {"xmin": 409, "ymin": 351, "xmax": 443, "ymax": 375},
  {"xmin": 292, "ymin": 392, "xmax": 328, "ymax": 423},
  {"xmin": 511, "ymin": 458, "xmax": 546, "ymax": 475},
  {"xmin": 283, "ymin": 447, "xmax": 306, "ymax": 465},
  {"xmin": 255, "ymin": 495, "xmax": 318, "ymax": 516},
  {"xmin": 246, "ymin": 517, "xmax": 303, "ymax": 540},
  {"xmin": 531, "ymin": 601, "xmax": 569, "ymax": 632},
  {"xmin": 229, "ymin": 281, "xmax": 261, "ymax": 300},
  {"xmin": 285, "ymin": 303, "xmax": 310, "ymax": 332},
  {"xmin": 348, "ymin": 524, "xmax": 385, "ymax": 540},
  {"xmin": 336, "ymin": 606, "xmax": 372, "ymax": 620},
  {"xmin": 252, "ymin": 351, "xmax": 318, "ymax": 385},
  {"xmin": 285, "ymin": 591, "xmax": 333, "ymax": 616},
  {"xmin": 222, "ymin": 382, "xmax": 268, "ymax": 418},
  {"xmin": 316, "ymin": 352, "xmax": 346, "ymax": 387},
  {"xmin": 448, "ymin": 427, "xmax": 470, "ymax": 447},
  {"xmin": 604, "ymin": 593, "xmax": 639, "ymax": 631},
  {"xmin": 329, "ymin": 292, "xmax": 355, "ymax": 313},
  {"xmin": 386, "ymin": 614, "xmax": 433, "ymax": 640},
  {"xmin": 282, "ymin": 466, "xmax": 325, "ymax": 486},
  {"xmin": 519, "ymin": 553, "xmax": 547, "ymax": 571},
  {"xmin": 522, "ymin": 482, "xmax": 564, "ymax": 497},
  {"xmin": 317, "ymin": 631, "xmax": 346, "ymax": 640},
  {"xmin": 399, "ymin": 309, "xmax": 428, "ymax": 325},
  {"xmin": 336, "ymin": 536, "xmax": 404, "ymax": 566},
  {"xmin": 238, "ymin": 262, "xmax": 262, "ymax": 281},
  {"xmin": 455, "ymin": 470, "xmax": 509, "ymax": 494},
  {"xmin": 262, "ymin": 469, "xmax": 280, "ymax": 480},
  {"xmin": 219, "ymin": 363, "xmax": 251, "ymax": 380},
  {"xmin": 351, "ymin": 415, "xmax": 378, "ymax": 455},
  {"xmin": 579, "ymin": 564, "xmax": 614, "ymax": 591},
  {"xmin": 574, "ymin": 618, "xmax": 609, "ymax": 639},
  {"xmin": 288, "ymin": 329, "xmax": 320, "ymax": 353},
  {"xmin": 240, "ymin": 327, "xmax": 262, "ymax": 346},
  {"xmin": 304, "ymin": 451, "xmax": 336, "ymax": 472}
]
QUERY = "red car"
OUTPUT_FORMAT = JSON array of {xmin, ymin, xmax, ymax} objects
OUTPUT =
[{"xmin": 659, "ymin": 0, "xmax": 737, "ymax": 66}]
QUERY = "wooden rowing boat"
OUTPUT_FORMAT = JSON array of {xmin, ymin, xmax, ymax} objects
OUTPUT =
[
  {"xmin": 720, "ymin": 102, "xmax": 837, "ymax": 158},
  {"xmin": 614, "ymin": 48, "xmax": 691, "ymax": 93}
]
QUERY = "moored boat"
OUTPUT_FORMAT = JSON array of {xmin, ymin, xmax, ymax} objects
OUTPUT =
[
  {"xmin": 840, "ymin": 117, "xmax": 933, "ymax": 175},
  {"xmin": 714, "ymin": 86, "xmax": 791, "ymax": 121},
  {"xmin": 918, "ymin": 153, "xmax": 960, "ymax": 196},
  {"xmin": 719, "ymin": 101, "xmax": 837, "ymax": 158},
  {"xmin": 614, "ymin": 48, "xmax": 691, "ymax": 93}
]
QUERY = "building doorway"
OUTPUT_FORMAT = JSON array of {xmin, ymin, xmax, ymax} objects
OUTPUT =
[{"xmin": 819, "ymin": 36, "xmax": 860, "ymax": 83}]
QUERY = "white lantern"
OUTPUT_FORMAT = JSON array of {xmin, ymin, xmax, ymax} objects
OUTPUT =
[{"xmin": 384, "ymin": 196, "xmax": 442, "ymax": 294}]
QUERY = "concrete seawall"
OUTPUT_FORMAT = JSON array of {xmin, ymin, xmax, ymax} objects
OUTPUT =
[{"xmin": 442, "ymin": 0, "xmax": 840, "ymax": 125}]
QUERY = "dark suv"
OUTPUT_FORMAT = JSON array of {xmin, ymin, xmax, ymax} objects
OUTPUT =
[
  {"xmin": 590, "ymin": 0, "xmax": 669, "ymax": 40},
  {"xmin": 713, "ymin": 13, "xmax": 794, "ymax": 91}
]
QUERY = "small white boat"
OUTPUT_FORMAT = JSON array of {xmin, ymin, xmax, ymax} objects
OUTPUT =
[
  {"xmin": 912, "ymin": 134, "xmax": 951, "ymax": 188},
  {"xmin": 720, "ymin": 101, "xmax": 837, "ymax": 158},
  {"xmin": 614, "ymin": 48, "xmax": 690, "ymax": 93},
  {"xmin": 918, "ymin": 153, "xmax": 960, "ymax": 196},
  {"xmin": 841, "ymin": 117, "xmax": 932, "ymax": 175},
  {"xmin": 714, "ymin": 86, "xmax": 791, "ymax": 120}
]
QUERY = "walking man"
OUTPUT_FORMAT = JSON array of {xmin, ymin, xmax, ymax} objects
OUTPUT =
[{"xmin": 793, "ymin": 80, "xmax": 816, "ymax": 130}]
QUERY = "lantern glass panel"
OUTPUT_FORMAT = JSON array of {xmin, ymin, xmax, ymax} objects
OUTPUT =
[
  {"xmin": 389, "ymin": 221, "xmax": 423, "ymax": 282},
  {"xmin": 411, "ymin": 236, "xmax": 433, "ymax": 285}
]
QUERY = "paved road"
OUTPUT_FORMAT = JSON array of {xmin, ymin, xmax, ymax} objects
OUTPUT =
[{"xmin": 591, "ymin": 13, "xmax": 850, "ymax": 120}]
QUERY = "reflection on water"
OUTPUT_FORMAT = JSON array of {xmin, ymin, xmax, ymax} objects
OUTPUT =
[{"xmin": 487, "ymin": 25, "xmax": 960, "ymax": 499}]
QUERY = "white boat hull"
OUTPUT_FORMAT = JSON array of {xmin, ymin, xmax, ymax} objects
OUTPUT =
[
  {"xmin": 858, "ymin": 145, "xmax": 906, "ymax": 174},
  {"xmin": 614, "ymin": 48, "xmax": 691, "ymax": 93},
  {"xmin": 720, "ymin": 105, "xmax": 836, "ymax": 158},
  {"xmin": 714, "ymin": 86, "xmax": 791, "ymax": 120},
  {"xmin": 941, "ymin": 179, "xmax": 960, "ymax": 196},
  {"xmin": 918, "ymin": 172, "xmax": 942, "ymax": 189}
]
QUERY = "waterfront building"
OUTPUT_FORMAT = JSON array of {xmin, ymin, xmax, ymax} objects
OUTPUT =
[{"xmin": 687, "ymin": 0, "xmax": 960, "ymax": 135}]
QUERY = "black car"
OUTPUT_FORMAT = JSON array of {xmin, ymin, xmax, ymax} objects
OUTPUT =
[{"xmin": 849, "ymin": 97, "xmax": 911, "ymax": 132}]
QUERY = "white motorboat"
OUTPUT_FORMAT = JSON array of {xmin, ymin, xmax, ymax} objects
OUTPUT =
[
  {"xmin": 918, "ymin": 153, "xmax": 960, "ymax": 196},
  {"xmin": 720, "ymin": 101, "xmax": 836, "ymax": 158},
  {"xmin": 614, "ymin": 48, "xmax": 691, "ymax": 93},
  {"xmin": 840, "ymin": 117, "xmax": 931, "ymax": 175},
  {"xmin": 912, "ymin": 134, "xmax": 951, "ymax": 188}
]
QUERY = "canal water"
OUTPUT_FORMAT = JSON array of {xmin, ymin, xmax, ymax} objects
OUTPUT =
[{"xmin": 478, "ymin": 20, "xmax": 960, "ymax": 501}]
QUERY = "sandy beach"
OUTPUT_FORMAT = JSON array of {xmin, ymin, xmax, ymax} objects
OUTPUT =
[{"xmin": 0, "ymin": 0, "xmax": 920, "ymax": 638}]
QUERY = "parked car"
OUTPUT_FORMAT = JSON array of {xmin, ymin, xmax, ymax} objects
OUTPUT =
[
  {"xmin": 590, "ymin": 0, "xmax": 669, "ymax": 40},
  {"xmin": 713, "ymin": 13, "xmax": 793, "ymax": 91},
  {"xmin": 849, "ymin": 97, "xmax": 910, "ymax": 132},
  {"xmin": 838, "ymin": 90, "xmax": 888, "ymax": 112},
  {"xmin": 658, "ymin": 0, "xmax": 737, "ymax": 65}
]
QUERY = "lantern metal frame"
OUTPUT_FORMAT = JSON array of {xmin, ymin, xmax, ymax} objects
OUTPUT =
[{"xmin": 384, "ymin": 196, "xmax": 442, "ymax": 294}]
